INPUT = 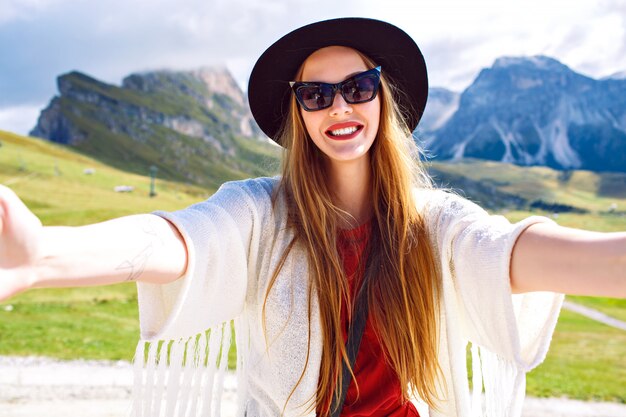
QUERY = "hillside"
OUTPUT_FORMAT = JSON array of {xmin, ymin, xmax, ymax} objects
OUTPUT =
[
  {"xmin": 427, "ymin": 159, "xmax": 626, "ymax": 232},
  {"xmin": 429, "ymin": 159, "xmax": 626, "ymax": 210},
  {"xmin": 0, "ymin": 130, "xmax": 210, "ymax": 226},
  {"xmin": 30, "ymin": 68, "xmax": 281, "ymax": 190}
]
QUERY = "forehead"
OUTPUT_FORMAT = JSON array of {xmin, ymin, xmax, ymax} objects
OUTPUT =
[{"xmin": 300, "ymin": 46, "xmax": 369, "ymax": 83}]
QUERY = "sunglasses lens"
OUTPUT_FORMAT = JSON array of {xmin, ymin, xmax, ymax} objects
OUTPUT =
[
  {"xmin": 343, "ymin": 74, "xmax": 379, "ymax": 104},
  {"xmin": 297, "ymin": 85, "xmax": 333, "ymax": 110},
  {"xmin": 292, "ymin": 67, "xmax": 381, "ymax": 111}
]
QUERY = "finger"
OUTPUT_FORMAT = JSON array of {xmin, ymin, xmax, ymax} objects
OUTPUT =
[
  {"xmin": 0, "ymin": 199, "xmax": 5, "ymax": 236},
  {"xmin": 0, "ymin": 184, "xmax": 19, "ymax": 203},
  {"xmin": 0, "ymin": 185, "xmax": 42, "ymax": 232},
  {"xmin": 0, "ymin": 274, "xmax": 23, "ymax": 302},
  {"xmin": 0, "ymin": 187, "xmax": 15, "ymax": 236}
]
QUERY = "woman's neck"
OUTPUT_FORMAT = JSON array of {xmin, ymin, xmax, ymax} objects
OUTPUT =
[{"xmin": 327, "ymin": 157, "xmax": 372, "ymax": 228}]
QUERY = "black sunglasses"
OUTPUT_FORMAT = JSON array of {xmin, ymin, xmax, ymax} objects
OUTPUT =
[{"xmin": 289, "ymin": 66, "xmax": 382, "ymax": 112}]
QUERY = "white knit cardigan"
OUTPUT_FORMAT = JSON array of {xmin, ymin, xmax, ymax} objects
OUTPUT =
[{"xmin": 134, "ymin": 176, "xmax": 563, "ymax": 417}]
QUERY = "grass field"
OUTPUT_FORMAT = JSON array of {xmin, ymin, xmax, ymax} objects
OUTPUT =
[
  {"xmin": 0, "ymin": 130, "xmax": 211, "ymax": 226},
  {"xmin": 0, "ymin": 131, "xmax": 624, "ymax": 402},
  {"xmin": 526, "ymin": 309, "xmax": 626, "ymax": 401}
]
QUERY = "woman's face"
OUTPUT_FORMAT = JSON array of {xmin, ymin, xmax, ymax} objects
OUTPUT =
[{"xmin": 298, "ymin": 46, "xmax": 381, "ymax": 166}]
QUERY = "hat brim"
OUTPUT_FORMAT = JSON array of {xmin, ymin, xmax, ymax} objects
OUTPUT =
[{"xmin": 248, "ymin": 17, "xmax": 428, "ymax": 146}]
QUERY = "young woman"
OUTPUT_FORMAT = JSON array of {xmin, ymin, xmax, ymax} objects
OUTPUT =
[{"xmin": 0, "ymin": 17, "xmax": 624, "ymax": 417}]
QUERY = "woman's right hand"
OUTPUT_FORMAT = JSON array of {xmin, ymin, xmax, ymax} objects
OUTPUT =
[
  {"xmin": 0, "ymin": 184, "xmax": 188, "ymax": 302},
  {"xmin": 0, "ymin": 184, "xmax": 43, "ymax": 301}
]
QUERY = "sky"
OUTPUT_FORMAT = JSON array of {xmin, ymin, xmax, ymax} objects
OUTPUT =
[{"xmin": 0, "ymin": 0, "xmax": 625, "ymax": 135}]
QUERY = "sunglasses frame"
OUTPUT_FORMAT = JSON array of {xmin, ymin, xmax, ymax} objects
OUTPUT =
[{"xmin": 289, "ymin": 66, "xmax": 382, "ymax": 112}]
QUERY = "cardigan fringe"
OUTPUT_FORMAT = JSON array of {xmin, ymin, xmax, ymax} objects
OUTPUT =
[
  {"xmin": 470, "ymin": 343, "xmax": 483, "ymax": 416},
  {"xmin": 131, "ymin": 332, "xmax": 537, "ymax": 417},
  {"xmin": 131, "ymin": 322, "xmax": 233, "ymax": 417},
  {"xmin": 479, "ymin": 347, "xmax": 522, "ymax": 417}
]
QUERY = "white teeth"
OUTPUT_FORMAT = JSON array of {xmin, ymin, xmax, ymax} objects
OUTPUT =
[{"xmin": 330, "ymin": 126, "xmax": 358, "ymax": 136}]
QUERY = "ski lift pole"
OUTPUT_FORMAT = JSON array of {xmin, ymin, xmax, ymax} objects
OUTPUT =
[{"xmin": 149, "ymin": 165, "xmax": 158, "ymax": 197}]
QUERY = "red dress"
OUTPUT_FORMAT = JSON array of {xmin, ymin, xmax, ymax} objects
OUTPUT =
[{"xmin": 332, "ymin": 222, "xmax": 420, "ymax": 417}]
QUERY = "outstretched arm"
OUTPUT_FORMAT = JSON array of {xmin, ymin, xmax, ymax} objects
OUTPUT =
[
  {"xmin": 0, "ymin": 185, "xmax": 188, "ymax": 301},
  {"xmin": 510, "ymin": 222, "xmax": 626, "ymax": 297}
]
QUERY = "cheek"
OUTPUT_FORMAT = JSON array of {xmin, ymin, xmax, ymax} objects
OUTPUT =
[
  {"xmin": 300, "ymin": 108, "xmax": 322, "ymax": 138},
  {"xmin": 368, "ymin": 100, "xmax": 382, "ymax": 135},
  {"xmin": 299, "ymin": 108, "xmax": 312, "ymax": 134}
]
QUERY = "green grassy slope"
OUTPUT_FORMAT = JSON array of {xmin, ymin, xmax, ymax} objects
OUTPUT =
[
  {"xmin": 527, "ymin": 309, "xmax": 626, "ymax": 402},
  {"xmin": 430, "ymin": 159, "xmax": 626, "ymax": 231},
  {"xmin": 430, "ymin": 159, "xmax": 626, "ymax": 207},
  {"xmin": 0, "ymin": 129, "xmax": 212, "ymax": 225}
]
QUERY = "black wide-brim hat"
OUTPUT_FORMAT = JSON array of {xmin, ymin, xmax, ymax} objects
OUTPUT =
[{"xmin": 248, "ymin": 17, "xmax": 429, "ymax": 146}]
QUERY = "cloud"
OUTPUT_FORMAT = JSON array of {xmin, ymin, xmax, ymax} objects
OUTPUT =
[
  {"xmin": 0, "ymin": 0, "xmax": 66, "ymax": 24},
  {"xmin": 0, "ymin": 0, "xmax": 625, "ymax": 135},
  {"xmin": 370, "ymin": 0, "xmax": 626, "ymax": 88},
  {"xmin": 0, "ymin": 104, "xmax": 42, "ymax": 134},
  {"xmin": 553, "ymin": 9, "xmax": 626, "ymax": 78},
  {"xmin": 0, "ymin": 1, "xmax": 261, "ymax": 104},
  {"xmin": 0, "ymin": 0, "xmax": 383, "ymax": 111},
  {"xmin": 419, "ymin": 36, "xmax": 488, "ymax": 92}
]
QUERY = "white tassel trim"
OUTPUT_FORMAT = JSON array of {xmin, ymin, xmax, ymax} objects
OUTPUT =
[
  {"xmin": 469, "ymin": 344, "xmax": 526, "ymax": 417},
  {"xmin": 470, "ymin": 343, "xmax": 483, "ymax": 417},
  {"xmin": 131, "ymin": 322, "xmax": 234, "ymax": 417}
]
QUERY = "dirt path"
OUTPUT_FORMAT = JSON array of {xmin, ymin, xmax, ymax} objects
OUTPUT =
[
  {"xmin": 562, "ymin": 301, "xmax": 626, "ymax": 331},
  {"xmin": 2, "ymin": 356, "xmax": 625, "ymax": 417}
]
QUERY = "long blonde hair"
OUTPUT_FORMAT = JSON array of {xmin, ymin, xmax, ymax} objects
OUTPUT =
[{"xmin": 265, "ymin": 49, "xmax": 442, "ymax": 415}]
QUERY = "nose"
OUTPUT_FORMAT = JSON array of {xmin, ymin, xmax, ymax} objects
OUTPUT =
[{"xmin": 329, "ymin": 90, "xmax": 352, "ymax": 116}]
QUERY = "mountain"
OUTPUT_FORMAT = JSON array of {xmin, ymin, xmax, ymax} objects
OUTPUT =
[
  {"xmin": 30, "ymin": 67, "xmax": 280, "ymax": 189},
  {"xmin": 603, "ymin": 70, "xmax": 626, "ymax": 80},
  {"xmin": 417, "ymin": 87, "xmax": 460, "ymax": 133},
  {"xmin": 421, "ymin": 56, "xmax": 626, "ymax": 173}
]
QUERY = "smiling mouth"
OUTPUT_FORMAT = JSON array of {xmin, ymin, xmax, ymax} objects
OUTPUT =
[{"xmin": 326, "ymin": 125, "xmax": 363, "ymax": 138}]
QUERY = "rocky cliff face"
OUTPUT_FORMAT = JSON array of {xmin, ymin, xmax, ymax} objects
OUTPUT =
[
  {"xmin": 30, "ymin": 67, "xmax": 276, "ymax": 188},
  {"xmin": 421, "ymin": 56, "xmax": 626, "ymax": 173}
]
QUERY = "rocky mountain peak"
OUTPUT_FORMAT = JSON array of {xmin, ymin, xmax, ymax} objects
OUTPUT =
[
  {"xmin": 603, "ymin": 70, "xmax": 626, "ymax": 80},
  {"xmin": 122, "ymin": 66, "xmax": 245, "ymax": 108},
  {"xmin": 30, "ymin": 66, "xmax": 275, "ymax": 188},
  {"xmin": 192, "ymin": 66, "xmax": 244, "ymax": 106},
  {"xmin": 422, "ymin": 55, "xmax": 626, "ymax": 173},
  {"xmin": 469, "ymin": 55, "xmax": 595, "ymax": 99},
  {"xmin": 493, "ymin": 55, "xmax": 569, "ymax": 72},
  {"xmin": 57, "ymin": 71, "xmax": 101, "ymax": 94}
]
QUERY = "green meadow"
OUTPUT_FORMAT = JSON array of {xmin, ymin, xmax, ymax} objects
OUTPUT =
[{"xmin": 0, "ymin": 131, "xmax": 624, "ymax": 402}]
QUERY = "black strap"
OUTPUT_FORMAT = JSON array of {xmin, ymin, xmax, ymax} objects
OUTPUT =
[{"xmin": 330, "ymin": 282, "xmax": 370, "ymax": 417}]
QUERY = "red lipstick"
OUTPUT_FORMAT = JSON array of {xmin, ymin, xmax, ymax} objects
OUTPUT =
[{"xmin": 325, "ymin": 122, "xmax": 364, "ymax": 140}]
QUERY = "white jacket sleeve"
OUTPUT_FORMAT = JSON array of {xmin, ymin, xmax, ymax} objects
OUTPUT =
[
  {"xmin": 432, "ymin": 191, "xmax": 563, "ymax": 367},
  {"xmin": 136, "ymin": 178, "xmax": 274, "ymax": 342},
  {"xmin": 421, "ymin": 189, "xmax": 563, "ymax": 417}
]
